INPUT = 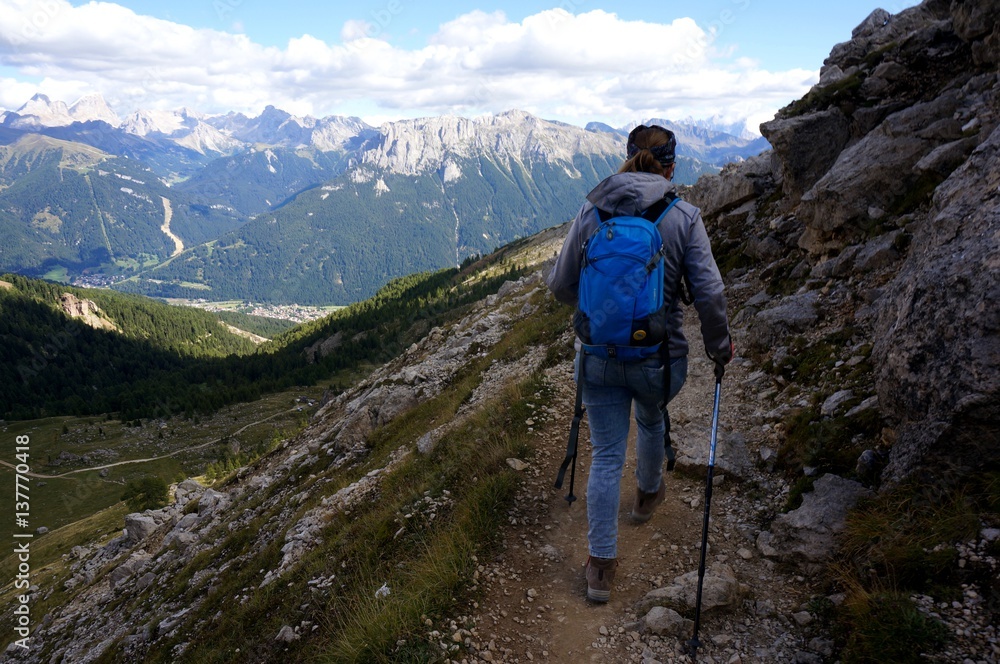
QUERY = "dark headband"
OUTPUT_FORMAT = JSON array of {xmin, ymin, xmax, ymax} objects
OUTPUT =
[{"xmin": 626, "ymin": 124, "xmax": 676, "ymax": 165}]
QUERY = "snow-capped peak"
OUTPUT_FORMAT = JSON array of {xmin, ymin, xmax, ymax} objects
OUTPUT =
[{"xmin": 121, "ymin": 109, "xmax": 191, "ymax": 137}]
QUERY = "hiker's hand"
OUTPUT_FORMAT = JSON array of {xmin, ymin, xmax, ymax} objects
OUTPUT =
[{"xmin": 708, "ymin": 337, "xmax": 734, "ymax": 366}]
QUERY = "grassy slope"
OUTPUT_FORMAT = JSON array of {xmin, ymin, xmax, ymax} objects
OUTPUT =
[
  {"xmin": 94, "ymin": 288, "xmax": 570, "ymax": 663},
  {"xmin": 0, "ymin": 230, "xmax": 572, "ymax": 661}
]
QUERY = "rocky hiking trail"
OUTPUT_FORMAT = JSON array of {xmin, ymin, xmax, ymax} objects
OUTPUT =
[
  {"xmin": 438, "ymin": 295, "xmax": 999, "ymax": 664},
  {"xmin": 438, "ymin": 314, "xmax": 830, "ymax": 664}
]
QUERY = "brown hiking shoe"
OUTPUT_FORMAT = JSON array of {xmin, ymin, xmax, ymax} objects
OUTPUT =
[
  {"xmin": 630, "ymin": 482, "xmax": 665, "ymax": 522},
  {"xmin": 585, "ymin": 556, "xmax": 618, "ymax": 603}
]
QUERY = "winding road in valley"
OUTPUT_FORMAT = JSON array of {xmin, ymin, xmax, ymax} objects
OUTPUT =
[{"xmin": 0, "ymin": 406, "xmax": 300, "ymax": 480}]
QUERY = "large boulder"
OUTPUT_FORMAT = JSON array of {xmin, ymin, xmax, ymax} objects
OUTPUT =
[
  {"xmin": 760, "ymin": 108, "xmax": 852, "ymax": 203},
  {"xmin": 758, "ymin": 474, "xmax": 872, "ymax": 572},
  {"xmin": 674, "ymin": 430, "xmax": 753, "ymax": 480},
  {"xmin": 635, "ymin": 564, "xmax": 739, "ymax": 615},
  {"xmin": 686, "ymin": 154, "xmax": 773, "ymax": 219},
  {"xmin": 124, "ymin": 514, "xmax": 159, "ymax": 544},
  {"xmin": 745, "ymin": 292, "xmax": 820, "ymax": 351},
  {"xmin": 197, "ymin": 489, "xmax": 230, "ymax": 516},
  {"xmin": 873, "ymin": 123, "xmax": 1000, "ymax": 485}
]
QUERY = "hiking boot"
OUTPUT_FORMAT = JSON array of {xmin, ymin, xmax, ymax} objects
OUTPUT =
[
  {"xmin": 630, "ymin": 482, "xmax": 665, "ymax": 522},
  {"xmin": 585, "ymin": 556, "xmax": 618, "ymax": 603}
]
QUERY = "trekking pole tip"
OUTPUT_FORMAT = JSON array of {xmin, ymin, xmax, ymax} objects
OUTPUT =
[{"xmin": 685, "ymin": 636, "xmax": 701, "ymax": 661}]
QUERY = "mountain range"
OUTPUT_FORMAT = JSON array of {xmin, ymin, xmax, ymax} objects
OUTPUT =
[
  {"xmin": 0, "ymin": 94, "xmax": 770, "ymax": 304},
  {"xmin": 2, "ymin": 1, "xmax": 998, "ymax": 660}
]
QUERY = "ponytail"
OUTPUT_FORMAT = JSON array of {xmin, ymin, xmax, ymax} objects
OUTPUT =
[{"xmin": 619, "ymin": 149, "xmax": 664, "ymax": 175}]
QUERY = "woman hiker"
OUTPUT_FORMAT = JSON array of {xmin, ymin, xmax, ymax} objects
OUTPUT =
[{"xmin": 546, "ymin": 124, "xmax": 733, "ymax": 602}]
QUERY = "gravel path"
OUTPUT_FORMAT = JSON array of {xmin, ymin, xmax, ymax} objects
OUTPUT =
[{"xmin": 431, "ymin": 308, "xmax": 1000, "ymax": 663}]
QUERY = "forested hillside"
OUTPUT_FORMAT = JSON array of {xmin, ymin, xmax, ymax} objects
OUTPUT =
[
  {"xmin": 122, "ymin": 153, "xmax": 619, "ymax": 304},
  {"xmin": 0, "ymin": 135, "xmax": 244, "ymax": 277},
  {"xmin": 0, "ymin": 249, "xmax": 525, "ymax": 421},
  {"xmin": 0, "ymin": 274, "xmax": 257, "ymax": 419},
  {"xmin": 174, "ymin": 147, "xmax": 353, "ymax": 217}
]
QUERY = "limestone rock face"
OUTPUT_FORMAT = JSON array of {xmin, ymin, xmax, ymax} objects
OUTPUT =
[
  {"xmin": 796, "ymin": 91, "xmax": 970, "ymax": 253},
  {"xmin": 693, "ymin": 0, "xmax": 999, "ymax": 491},
  {"xmin": 745, "ymin": 292, "xmax": 820, "ymax": 351},
  {"xmin": 364, "ymin": 110, "xmax": 619, "ymax": 177},
  {"xmin": 873, "ymin": 122, "xmax": 1000, "ymax": 484},
  {"xmin": 755, "ymin": 0, "xmax": 1000, "ymax": 255}
]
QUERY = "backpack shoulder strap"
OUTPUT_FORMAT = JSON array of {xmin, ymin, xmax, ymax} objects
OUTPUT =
[
  {"xmin": 640, "ymin": 192, "xmax": 678, "ymax": 223},
  {"xmin": 595, "ymin": 192, "xmax": 680, "ymax": 224}
]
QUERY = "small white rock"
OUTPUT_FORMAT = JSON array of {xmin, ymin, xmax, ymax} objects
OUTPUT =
[{"xmin": 506, "ymin": 458, "xmax": 529, "ymax": 472}]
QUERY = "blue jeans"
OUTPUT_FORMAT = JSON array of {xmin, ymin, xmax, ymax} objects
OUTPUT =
[{"xmin": 580, "ymin": 352, "xmax": 688, "ymax": 559}]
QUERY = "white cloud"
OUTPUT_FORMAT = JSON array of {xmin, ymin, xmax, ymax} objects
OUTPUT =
[
  {"xmin": 0, "ymin": 76, "xmax": 40, "ymax": 109},
  {"xmin": 0, "ymin": 2, "xmax": 818, "ymax": 128}
]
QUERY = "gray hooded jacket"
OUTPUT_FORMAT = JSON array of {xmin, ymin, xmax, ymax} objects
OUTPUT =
[{"xmin": 546, "ymin": 171, "xmax": 730, "ymax": 359}]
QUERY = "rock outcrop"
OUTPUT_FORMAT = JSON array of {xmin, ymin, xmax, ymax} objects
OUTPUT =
[
  {"xmin": 757, "ymin": 475, "xmax": 872, "ymax": 572},
  {"xmin": 59, "ymin": 293, "xmax": 118, "ymax": 331},
  {"xmin": 873, "ymin": 121, "xmax": 1000, "ymax": 484},
  {"xmin": 690, "ymin": 0, "xmax": 1000, "ymax": 488}
]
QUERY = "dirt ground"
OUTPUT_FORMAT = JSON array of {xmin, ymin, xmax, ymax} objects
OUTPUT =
[{"xmin": 443, "ymin": 319, "xmax": 824, "ymax": 664}]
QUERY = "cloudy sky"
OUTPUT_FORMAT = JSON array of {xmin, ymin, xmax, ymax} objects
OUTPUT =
[{"xmin": 0, "ymin": 0, "xmax": 918, "ymax": 132}]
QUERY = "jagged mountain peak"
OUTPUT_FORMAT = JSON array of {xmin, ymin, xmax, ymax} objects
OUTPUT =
[
  {"xmin": 119, "ymin": 108, "xmax": 242, "ymax": 155},
  {"xmin": 12, "ymin": 94, "xmax": 73, "ymax": 127},
  {"xmin": 9, "ymin": 92, "xmax": 121, "ymax": 128},
  {"xmin": 121, "ymin": 109, "xmax": 189, "ymax": 136},
  {"xmin": 585, "ymin": 121, "xmax": 621, "ymax": 135},
  {"xmin": 365, "ymin": 110, "xmax": 620, "ymax": 176},
  {"xmin": 69, "ymin": 93, "xmax": 121, "ymax": 127}
]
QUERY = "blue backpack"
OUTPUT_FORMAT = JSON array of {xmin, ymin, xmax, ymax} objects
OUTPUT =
[{"xmin": 573, "ymin": 195, "xmax": 679, "ymax": 361}]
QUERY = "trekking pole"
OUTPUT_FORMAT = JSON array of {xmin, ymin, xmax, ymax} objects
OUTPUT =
[
  {"xmin": 687, "ymin": 360, "xmax": 725, "ymax": 660},
  {"xmin": 554, "ymin": 353, "xmax": 585, "ymax": 504}
]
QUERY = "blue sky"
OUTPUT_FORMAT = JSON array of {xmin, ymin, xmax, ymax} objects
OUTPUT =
[
  {"xmin": 113, "ymin": 0, "xmax": 914, "ymax": 71},
  {"xmin": 0, "ymin": 0, "xmax": 920, "ymax": 131}
]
